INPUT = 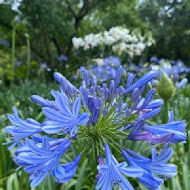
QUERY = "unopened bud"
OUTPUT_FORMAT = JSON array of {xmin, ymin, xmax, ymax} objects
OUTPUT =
[{"xmin": 156, "ymin": 71, "xmax": 175, "ymax": 101}]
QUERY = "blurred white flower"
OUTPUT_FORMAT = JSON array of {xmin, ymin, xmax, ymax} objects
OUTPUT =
[
  {"xmin": 72, "ymin": 37, "xmax": 84, "ymax": 49},
  {"xmin": 72, "ymin": 26, "xmax": 153, "ymax": 57}
]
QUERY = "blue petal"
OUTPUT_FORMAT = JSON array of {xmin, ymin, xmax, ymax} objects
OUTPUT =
[
  {"xmin": 138, "ymin": 172, "xmax": 163, "ymax": 190},
  {"xmin": 128, "ymin": 120, "xmax": 145, "ymax": 139},
  {"xmin": 31, "ymin": 95, "xmax": 51, "ymax": 107},
  {"xmin": 54, "ymin": 72, "xmax": 63, "ymax": 83},
  {"xmin": 24, "ymin": 164, "xmax": 42, "ymax": 173},
  {"xmin": 168, "ymin": 111, "xmax": 174, "ymax": 123},
  {"xmin": 139, "ymin": 89, "xmax": 156, "ymax": 109},
  {"xmin": 123, "ymin": 71, "xmax": 156, "ymax": 94},
  {"xmin": 42, "ymin": 107, "xmax": 72, "ymax": 122},
  {"xmin": 152, "ymin": 145, "xmax": 173, "ymax": 164},
  {"xmin": 126, "ymin": 73, "xmax": 136, "ymax": 89},
  {"xmin": 119, "ymin": 165, "xmax": 143, "ymax": 177},
  {"xmin": 176, "ymin": 78, "xmax": 188, "ymax": 88},
  {"xmin": 55, "ymin": 94, "xmax": 72, "ymax": 116},
  {"xmin": 145, "ymin": 99, "xmax": 164, "ymax": 109},
  {"xmin": 17, "ymin": 152, "xmax": 53, "ymax": 164},
  {"xmin": 153, "ymin": 121, "xmax": 186, "ymax": 132},
  {"xmin": 25, "ymin": 138, "xmax": 50, "ymax": 155},
  {"xmin": 72, "ymin": 97, "xmax": 81, "ymax": 115},
  {"xmin": 139, "ymin": 108, "xmax": 161, "ymax": 120},
  {"xmin": 77, "ymin": 113, "xmax": 89, "ymax": 125},
  {"xmin": 114, "ymin": 65, "xmax": 123, "ymax": 87},
  {"xmin": 42, "ymin": 125, "xmax": 63, "ymax": 134},
  {"xmin": 26, "ymin": 118, "xmax": 41, "ymax": 126},
  {"xmin": 53, "ymin": 164, "xmax": 65, "ymax": 180},
  {"xmin": 150, "ymin": 164, "xmax": 177, "ymax": 178},
  {"xmin": 30, "ymin": 171, "xmax": 48, "ymax": 187},
  {"xmin": 96, "ymin": 170, "xmax": 112, "ymax": 190}
]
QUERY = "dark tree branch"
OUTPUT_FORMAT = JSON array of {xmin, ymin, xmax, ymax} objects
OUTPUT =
[
  {"xmin": 51, "ymin": 34, "xmax": 62, "ymax": 56},
  {"xmin": 39, "ymin": 21, "xmax": 54, "ymax": 67},
  {"xmin": 65, "ymin": 0, "xmax": 77, "ymax": 18}
]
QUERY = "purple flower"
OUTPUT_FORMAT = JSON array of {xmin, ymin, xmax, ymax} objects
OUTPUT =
[
  {"xmin": 150, "ymin": 58, "xmax": 189, "ymax": 89},
  {"xmin": 143, "ymin": 121, "xmax": 186, "ymax": 144},
  {"xmin": 128, "ymin": 112, "xmax": 186, "ymax": 144}
]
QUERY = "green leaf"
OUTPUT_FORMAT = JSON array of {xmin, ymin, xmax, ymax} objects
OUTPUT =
[{"xmin": 75, "ymin": 159, "xmax": 88, "ymax": 190}]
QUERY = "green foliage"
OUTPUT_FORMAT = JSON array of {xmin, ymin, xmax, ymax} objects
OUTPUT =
[{"xmin": 139, "ymin": 0, "xmax": 190, "ymax": 64}]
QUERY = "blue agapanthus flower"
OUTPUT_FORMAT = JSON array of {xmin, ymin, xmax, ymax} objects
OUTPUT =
[
  {"xmin": 14, "ymin": 136, "xmax": 80, "ymax": 187},
  {"xmin": 4, "ymin": 62, "xmax": 186, "ymax": 189},
  {"xmin": 128, "ymin": 111, "xmax": 186, "ymax": 144},
  {"xmin": 4, "ymin": 107, "xmax": 42, "ymax": 150},
  {"xmin": 96, "ymin": 143, "xmax": 143, "ymax": 190},
  {"xmin": 42, "ymin": 93, "xmax": 89, "ymax": 137},
  {"xmin": 122, "ymin": 144, "xmax": 177, "ymax": 190}
]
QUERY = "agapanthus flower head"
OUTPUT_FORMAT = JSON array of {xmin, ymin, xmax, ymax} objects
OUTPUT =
[{"xmin": 4, "ymin": 62, "xmax": 186, "ymax": 189}]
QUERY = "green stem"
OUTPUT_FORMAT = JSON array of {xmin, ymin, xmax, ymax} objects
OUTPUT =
[
  {"xmin": 26, "ymin": 34, "xmax": 31, "ymax": 80},
  {"xmin": 11, "ymin": 23, "xmax": 16, "ymax": 87},
  {"xmin": 163, "ymin": 100, "xmax": 169, "ymax": 123},
  {"xmin": 81, "ymin": 140, "xmax": 93, "ymax": 154}
]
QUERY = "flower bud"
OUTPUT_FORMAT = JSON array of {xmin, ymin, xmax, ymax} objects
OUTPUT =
[{"xmin": 156, "ymin": 71, "xmax": 175, "ymax": 101}]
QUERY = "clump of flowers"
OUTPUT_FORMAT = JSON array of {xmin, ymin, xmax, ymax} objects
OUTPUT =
[
  {"xmin": 79, "ymin": 56, "xmax": 120, "ymax": 82},
  {"xmin": 150, "ymin": 57, "xmax": 189, "ymax": 82},
  {"xmin": 4, "ymin": 64, "xmax": 186, "ymax": 189},
  {"xmin": 72, "ymin": 26, "xmax": 153, "ymax": 57},
  {"xmin": 78, "ymin": 55, "xmax": 149, "ymax": 83}
]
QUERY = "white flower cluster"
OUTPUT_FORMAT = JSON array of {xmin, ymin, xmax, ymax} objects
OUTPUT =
[{"xmin": 72, "ymin": 26, "xmax": 153, "ymax": 57}]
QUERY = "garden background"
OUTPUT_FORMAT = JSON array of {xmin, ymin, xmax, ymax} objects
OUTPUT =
[{"xmin": 0, "ymin": 0, "xmax": 190, "ymax": 189}]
